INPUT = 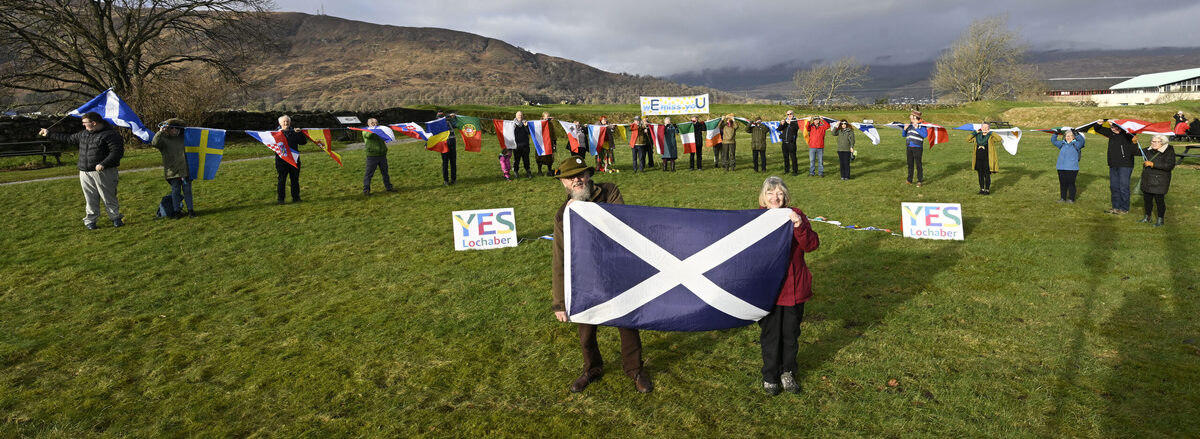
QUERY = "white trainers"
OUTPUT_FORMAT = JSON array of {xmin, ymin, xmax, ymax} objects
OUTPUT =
[{"xmin": 780, "ymin": 371, "xmax": 800, "ymax": 394}]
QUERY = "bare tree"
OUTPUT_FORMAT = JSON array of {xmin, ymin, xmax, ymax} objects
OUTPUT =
[
  {"xmin": 0, "ymin": 0, "xmax": 275, "ymax": 110},
  {"xmin": 931, "ymin": 15, "xmax": 1041, "ymax": 102},
  {"xmin": 793, "ymin": 57, "xmax": 869, "ymax": 106}
]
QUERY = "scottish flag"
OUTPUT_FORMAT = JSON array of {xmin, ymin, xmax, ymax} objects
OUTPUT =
[
  {"xmin": 564, "ymin": 202, "xmax": 794, "ymax": 331},
  {"xmin": 68, "ymin": 89, "xmax": 152, "ymax": 142}
]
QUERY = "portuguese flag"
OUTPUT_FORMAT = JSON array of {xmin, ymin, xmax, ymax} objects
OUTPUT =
[{"xmin": 453, "ymin": 115, "xmax": 484, "ymax": 152}]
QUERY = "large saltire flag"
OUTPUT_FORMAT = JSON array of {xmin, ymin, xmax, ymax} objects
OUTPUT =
[
  {"xmin": 586, "ymin": 124, "xmax": 608, "ymax": 155},
  {"xmin": 763, "ymin": 121, "xmax": 782, "ymax": 144},
  {"xmin": 648, "ymin": 124, "xmax": 668, "ymax": 155},
  {"xmin": 351, "ymin": 126, "xmax": 399, "ymax": 142},
  {"xmin": 527, "ymin": 119, "xmax": 553, "ymax": 155},
  {"xmin": 425, "ymin": 118, "xmax": 452, "ymax": 153},
  {"xmin": 677, "ymin": 122, "xmax": 697, "ymax": 154},
  {"xmin": 953, "ymin": 124, "xmax": 1023, "ymax": 155},
  {"xmin": 247, "ymin": 131, "xmax": 299, "ymax": 168},
  {"xmin": 493, "ymin": 119, "xmax": 518, "ymax": 150},
  {"xmin": 564, "ymin": 202, "xmax": 795, "ymax": 331},
  {"xmin": 453, "ymin": 116, "xmax": 484, "ymax": 152},
  {"xmin": 183, "ymin": 128, "xmax": 225, "ymax": 180},
  {"xmin": 68, "ymin": 89, "xmax": 153, "ymax": 142},
  {"xmin": 558, "ymin": 120, "xmax": 582, "ymax": 153},
  {"xmin": 303, "ymin": 128, "xmax": 341, "ymax": 166},
  {"xmin": 704, "ymin": 119, "xmax": 723, "ymax": 147}
]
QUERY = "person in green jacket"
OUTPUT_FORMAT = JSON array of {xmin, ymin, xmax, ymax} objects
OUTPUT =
[
  {"xmin": 362, "ymin": 118, "xmax": 396, "ymax": 195},
  {"xmin": 151, "ymin": 118, "xmax": 193, "ymax": 217}
]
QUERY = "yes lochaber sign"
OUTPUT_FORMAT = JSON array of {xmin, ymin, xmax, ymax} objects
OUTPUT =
[
  {"xmin": 453, "ymin": 208, "xmax": 518, "ymax": 250},
  {"xmin": 901, "ymin": 202, "xmax": 964, "ymax": 241}
]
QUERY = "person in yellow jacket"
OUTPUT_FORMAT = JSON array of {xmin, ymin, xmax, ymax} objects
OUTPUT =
[{"xmin": 965, "ymin": 122, "xmax": 1000, "ymax": 195}]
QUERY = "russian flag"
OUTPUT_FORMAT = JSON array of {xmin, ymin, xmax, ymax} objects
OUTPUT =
[
  {"xmin": 527, "ymin": 120, "xmax": 553, "ymax": 156},
  {"xmin": 246, "ymin": 131, "xmax": 298, "ymax": 168}
]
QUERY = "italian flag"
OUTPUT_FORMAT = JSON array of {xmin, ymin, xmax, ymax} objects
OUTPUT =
[
  {"xmin": 704, "ymin": 119, "xmax": 723, "ymax": 147},
  {"xmin": 678, "ymin": 122, "xmax": 697, "ymax": 154}
]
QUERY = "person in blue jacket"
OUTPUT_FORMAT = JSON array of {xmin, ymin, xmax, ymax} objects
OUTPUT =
[
  {"xmin": 1050, "ymin": 128, "xmax": 1085, "ymax": 203},
  {"xmin": 901, "ymin": 111, "xmax": 928, "ymax": 186}
]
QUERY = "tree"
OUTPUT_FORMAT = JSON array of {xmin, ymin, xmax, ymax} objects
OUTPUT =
[
  {"xmin": 931, "ymin": 15, "xmax": 1042, "ymax": 102},
  {"xmin": 0, "ymin": 0, "xmax": 274, "ymax": 110},
  {"xmin": 792, "ymin": 57, "xmax": 869, "ymax": 106}
]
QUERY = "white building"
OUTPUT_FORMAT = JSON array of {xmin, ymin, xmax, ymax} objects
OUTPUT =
[{"xmin": 1091, "ymin": 67, "xmax": 1200, "ymax": 106}]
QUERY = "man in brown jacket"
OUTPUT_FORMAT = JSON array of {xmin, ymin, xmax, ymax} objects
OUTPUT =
[{"xmin": 551, "ymin": 156, "xmax": 651, "ymax": 393}]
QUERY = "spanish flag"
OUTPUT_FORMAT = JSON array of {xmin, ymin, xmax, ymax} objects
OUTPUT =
[{"xmin": 303, "ymin": 128, "xmax": 341, "ymax": 166}]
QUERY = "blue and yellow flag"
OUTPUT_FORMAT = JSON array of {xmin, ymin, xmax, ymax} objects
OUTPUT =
[
  {"xmin": 184, "ymin": 128, "xmax": 226, "ymax": 180},
  {"xmin": 425, "ymin": 118, "xmax": 452, "ymax": 153}
]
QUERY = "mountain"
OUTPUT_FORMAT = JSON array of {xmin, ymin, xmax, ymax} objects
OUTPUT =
[
  {"xmin": 668, "ymin": 47, "xmax": 1200, "ymax": 102},
  {"xmin": 240, "ymin": 13, "xmax": 748, "ymax": 111}
]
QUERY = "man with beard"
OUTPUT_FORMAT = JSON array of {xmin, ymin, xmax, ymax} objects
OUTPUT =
[{"xmin": 550, "ymin": 156, "xmax": 652, "ymax": 394}]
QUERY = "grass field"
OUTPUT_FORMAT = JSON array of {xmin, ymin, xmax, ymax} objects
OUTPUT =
[{"xmin": 2, "ymin": 101, "xmax": 1198, "ymax": 437}]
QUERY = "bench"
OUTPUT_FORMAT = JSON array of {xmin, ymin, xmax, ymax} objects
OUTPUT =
[
  {"xmin": 1176, "ymin": 143, "xmax": 1200, "ymax": 164},
  {"xmin": 0, "ymin": 140, "xmax": 64, "ymax": 165}
]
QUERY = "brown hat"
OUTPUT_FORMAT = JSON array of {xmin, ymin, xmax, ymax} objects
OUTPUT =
[{"xmin": 551, "ymin": 156, "xmax": 593, "ymax": 179}]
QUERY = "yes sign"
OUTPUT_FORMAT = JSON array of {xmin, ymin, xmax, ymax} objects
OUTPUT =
[
  {"xmin": 901, "ymin": 203, "xmax": 964, "ymax": 241},
  {"xmin": 452, "ymin": 208, "xmax": 518, "ymax": 250}
]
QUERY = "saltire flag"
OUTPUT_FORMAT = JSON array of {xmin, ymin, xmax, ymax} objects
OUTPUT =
[
  {"xmin": 303, "ymin": 128, "xmax": 341, "ymax": 166},
  {"xmin": 183, "ymin": 127, "xmax": 225, "ymax": 180},
  {"xmin": 563, "ymin": 202, "xmax": 795, "ymax": 331},
  {"xmin": 388, "ymin": 123, "xmax": 426, "ymax": 141},
  {"xmin": 763, "ymin": 121, "xmax": 782, "ymax": 144},
  {"xmin": 953, "ymin": 124, "xmax": 1022, "ymax": 155},
  {"xmin": 246, "ymin": 131, "xmax": 299, "ymax": 168},
  {"xmin": 851, "ymin": 122, "xmax": 881, "ymax": 145},
  {"xmin": 627, "ymin": 123, "xmax": 640, "ymax": 149},
  {"xmin": 493, "ymin": 119, "xmax": 518, "ymax": 150},
  {"xmin": 648, "ymin": 123, "xmax": 668, "ymax": 155},
  {"xmin": 68, "ymin": 89, "xmax": 153, "ymax": 142},
  {"xmin": 527, "ymin": 119, "xmax": 553, "ymax": 155},
  {"xmin": 425, "ymin": 118, "xmax": 452, "ymax": 153},
  {"xmin": 453, "ymin": 116, "xmax": 484, "ymax": 152},
  {"xmin": 678, "ymin": 122, "xmax": 697, "ymax": 154},
  {"xmin": 704, "ymin": 119, "xmax": 723, "ymax": 147},
  {"xmin": 559, "ymin": 120, "xmax": 582, "ymax": 153},
  {"xmin": 351, "ymin": 126, "xmax": 399, "ymax": 142},
  {"xmin": 586, "ymin": 124, "xmax": 608, "ymax": 155}
]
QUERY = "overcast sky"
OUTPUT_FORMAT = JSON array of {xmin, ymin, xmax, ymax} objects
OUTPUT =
[{"xmin": 276, "ymin": 0, "xmax": 1200, "ymax": 77}]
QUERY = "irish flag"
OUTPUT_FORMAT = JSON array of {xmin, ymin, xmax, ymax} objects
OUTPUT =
[
  {"xmin": 704, "ymin": 119, "xmax": 722, "ymax": 147},
  {"xmin": 678, "ymin": 122, "xmax": 697, "ymax": 154}
]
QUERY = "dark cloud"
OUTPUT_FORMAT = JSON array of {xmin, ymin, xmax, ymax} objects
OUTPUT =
[{"xmin": 277, "ymin": 0, "xmax": 1200, "ymax": 76}]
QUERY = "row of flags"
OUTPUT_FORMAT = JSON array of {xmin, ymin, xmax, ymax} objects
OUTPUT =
[{"xmin": 63, "ymin": 90, "xmax": 1178, "ymax": 183}]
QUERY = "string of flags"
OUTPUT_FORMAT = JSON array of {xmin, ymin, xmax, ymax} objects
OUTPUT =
[{"xmin": 62, "ymin": 89, "xmax": 1178, "ymax": 182}]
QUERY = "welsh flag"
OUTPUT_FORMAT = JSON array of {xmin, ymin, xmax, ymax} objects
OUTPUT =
[
  {"xmin": 246, "ymin": 131, "xmax": 299, "ymax": 169},
  {"xmin": 453, "ymin": 116, "xmax": 484, "ymax": 152},
  {"xmin": 704, "ymin": 119, "xmax": 722, "ymax": 147},
  {"xmin": 678, "ymin": 122, "xmax": 697, "ymax": 154},
  {"xmin": 303, "ymin": 128, "xmax": 341, "ymax": 166}
]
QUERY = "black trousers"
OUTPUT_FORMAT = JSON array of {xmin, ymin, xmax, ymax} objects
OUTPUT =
[
  {"xmin": 712, "ymin": 144, "xmax": 723, "ymax": 167},
  {"xmin": 977, "ymin": 168, "xmax": 991, "ymax": 190},
  {"xmin": 838, "ymin": 151, "xmax": 852, "ymax": 179},
  {"xmin": 781, "ymin": 142, "xmax": 798, "ymax": 173},
  {"xmin": 364, "ymin": 156, "xmax": 392, "ymax": 190},
  {"xmin": 441, "ymin": 148, "xmax": 457, "ymax": 183},
  {"xmin": 514, "ymin": 145, "xmax": 531, "ymax": 173},
  {"xmin": 633, "ymin": 145, "xmax": 648, "ymax": 171},
  {"xmin": 1143, "ymin": 193, "xmax": 1166, "ymax": 218},
  {"xmin": 759, "ymin": 303, "xmax": 805, "ymax": 383},
  {"xmin": 689, "ymin": 149, "xmax": 704, "ymax": 169},
  {"xmin": 906, "ymin": 147, "xmax": 924, "ymax": 183},
  {"xmin": 752, "ymin": 149, "xmax": 767, "ymax": 171},
  {"xmin": 1058, "ymin": 170, "xmax": 1078, "ymax": 201},
  {"xmin": 275, "ymin": 158, "xmax": 300, "ymax": 202},
  {"xmin": 578, "ymin": 324, "xmax": 643, "ymax": 378}
]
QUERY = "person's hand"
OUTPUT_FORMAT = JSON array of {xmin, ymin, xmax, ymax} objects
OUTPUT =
[
  {"xmin": 95, "ymin": 164, "xmax": 104, "ymax": 171},
  {"xmin": 38, "ymin": 128, "xmax": 48, "ymax": 137},
  {"xmin": 554, "ymin": 311, "xmax": 567, "ymax": 322},
  {"xmin": 789, "ymin": 211, "xmax": 802, "ymax": 228},
  {"xmin": 1144, "ymin": 160, "xmax": 1154, "ymax": 167}
]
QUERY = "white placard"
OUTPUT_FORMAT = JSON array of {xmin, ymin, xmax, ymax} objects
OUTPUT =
[
  {"xmin": 452, "ymin": 208, "xmax": 518, "ymax": 250},
  {"xmin": 901, "ymin": 202, "xmax": 964, "ymax": 240},
  {"xmin": 639, "ymin": 94, "xmax": 710, "ymax": 116},
  {"xmin": 336, "ymin": 116, "xmax": 361, "ymax": 124}
]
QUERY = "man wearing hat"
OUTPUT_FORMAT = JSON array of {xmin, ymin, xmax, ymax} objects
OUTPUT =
[{"xmin": 550, "ymin": 156, "xmax": 652, "ymax": 394}]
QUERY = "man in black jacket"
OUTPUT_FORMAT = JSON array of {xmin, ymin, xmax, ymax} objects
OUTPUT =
[
  {"xmin": 1093, "ymin": 121, "xmax": 1137, "ymax": 214},
  {"xmin": 275, "ymin": 115, "xmax": 308, "ymax": 204},
  {"xmin": 779, "ymin": 110, "xmax": 801, "ymax": 176},
  {"xmin": 40, "ymin": 112, "xmax": 125, "ymax": 229}
]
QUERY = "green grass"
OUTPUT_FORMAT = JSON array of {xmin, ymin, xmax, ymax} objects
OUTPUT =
[{"xmin": 2, "ymin": 103, "xmax": 1198, "ymax": 437}]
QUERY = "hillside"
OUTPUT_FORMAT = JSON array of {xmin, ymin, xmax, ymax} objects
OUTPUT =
[{"xmin": 240, "ymin": 13, "xmax": 748, "ymax": 111}]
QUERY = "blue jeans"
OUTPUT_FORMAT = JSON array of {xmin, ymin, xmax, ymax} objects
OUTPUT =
[
  {"xmin": 168, "ymin": 177, "xmax": 193, "ymax": 213},
  {"xmin": 1109, "ymin": 167, "xmax": 1132, "ymax": 211},
  {"xmin": 808, "ymin": 148, "xmax": 824, "ymax": 175}
]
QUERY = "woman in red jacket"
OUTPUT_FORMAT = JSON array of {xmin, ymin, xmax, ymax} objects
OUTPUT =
[{"xmin": 757, "ymin": 176, "xmax": 820, "ymax": 395}]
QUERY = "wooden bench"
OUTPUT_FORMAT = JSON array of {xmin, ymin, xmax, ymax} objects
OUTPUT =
[
  {"xmin": 0, "ymin": 140, "xmax": 64, "ymax": 165},
  {"xmin": 1176, "ymin": 143, "xmax": 1200, "ymax": 164}
]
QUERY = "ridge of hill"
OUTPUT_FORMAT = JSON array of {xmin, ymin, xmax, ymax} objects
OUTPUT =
[{"xmin": 240, "ymin": 13, "xmax": 748, "ymax": 111}]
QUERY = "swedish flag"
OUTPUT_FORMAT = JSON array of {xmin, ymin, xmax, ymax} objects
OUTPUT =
[{"xmin": 184, "ymin": 128, "xmax": 226, "ymax": 180}]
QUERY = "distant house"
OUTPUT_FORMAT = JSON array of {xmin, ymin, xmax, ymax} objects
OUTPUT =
[{"xmin": 1095, "ymin": 67, "xmax": 1200, "ymax": 106}]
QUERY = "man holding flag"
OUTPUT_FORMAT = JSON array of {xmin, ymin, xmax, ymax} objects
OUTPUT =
[
  {"xmin": 362, "ymin": 118, "xmax": 396, "ymax": 195},
  {"xmin": 39, "ymin": 111, "xmax": 125, "ymax": 229},
  {"xmin": 274, "ymin": 115, "xmax": 307, "ymax": 204},
  {"xmin": 151, "ymin": 118, "xmax": 194, "ymax": 217},
  {"xmin": 551, "ymin": 156, "xmax": 652, "ymax": 394}
]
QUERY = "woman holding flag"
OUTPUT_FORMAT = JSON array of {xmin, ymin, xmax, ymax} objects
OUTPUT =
[
  {"xmin": 274, "ymin": 115, "xmax": 307, "ymax": 204},
  {"xmin": 661, "ymin": 117, "xmax": 678, "ymax": 172},
  {"xmin": 1137, "ymin": 135, "xmax": 1175, "ymax": 227},
  {"xmin": 1050, "ymin": 127, "xmax": 1085, "ymax": 203},
  {"xmin": 965, "ymin": 122, "xmax": 1000, "ymax": 195}
]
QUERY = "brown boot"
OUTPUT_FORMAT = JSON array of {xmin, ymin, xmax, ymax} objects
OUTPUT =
[
  {"xmin": 569, "ymin": 368, "xmax": 602, "ymax": 393},
  {"xmin": 633, "ymin": 370, "xmax": 653, "ymax": 393}
]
